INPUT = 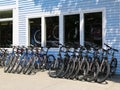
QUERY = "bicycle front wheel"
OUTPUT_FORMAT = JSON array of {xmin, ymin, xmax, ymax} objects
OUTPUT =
[
  {"xmin": 45, "ymin": 54, "xmax": 56, "ymax": 70},
  {"xmin": 86, "ymin": 61, "xmax": 99, "ymax": 82},
  {"xmin": 4, "ymin": 55, "xmax": 13, "ymax": 73},
  {"xmin": 96, "ymin": 62, "xmax": 110, "ymax": 83},
  {"xmin": 48, "ymin": 58, "xmax": 64, "ymax": 78}
]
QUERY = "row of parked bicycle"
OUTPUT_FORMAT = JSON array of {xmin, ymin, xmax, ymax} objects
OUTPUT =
[
  {"xmin": 48, "ymin": 42, "xmax": 118, "ymax": 83},
  {"xmin": 0, "ymin": 42, "xmax": 119, "ymax": 83},
  {"xmin": 0, "ymin": 46, "xmax": 55, "ymax": 74}
]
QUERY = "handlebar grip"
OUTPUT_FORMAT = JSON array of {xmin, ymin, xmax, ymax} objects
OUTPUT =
[{"xmin": 113, "ymin": 48, "xmax": 119, "ymax": 52}]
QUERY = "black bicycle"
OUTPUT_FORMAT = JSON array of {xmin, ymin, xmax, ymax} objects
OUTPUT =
[{"xmin": 104, "ymin": 43, "xmax": 118, "ymax": 76}]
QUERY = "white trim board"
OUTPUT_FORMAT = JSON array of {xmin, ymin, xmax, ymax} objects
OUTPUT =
[
  {"xmin": 0, "ymin": 5, "xmax": 16, "ymax": 11},
  {"xmin": 0, "ymin": 18, "xmax": 13, "ymax": 22}
]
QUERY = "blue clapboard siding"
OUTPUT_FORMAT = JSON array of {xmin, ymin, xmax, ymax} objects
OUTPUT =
[
  {"xmin": 0, "ymin": 0, "xmax": 16, "ymax": 6},
  {"xmin": 18, "ymin": 0, "xmax": 120, "ymax": 74}
]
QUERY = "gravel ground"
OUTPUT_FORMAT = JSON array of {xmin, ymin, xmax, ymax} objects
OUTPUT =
[{"xmin": 0, "ymin": 69, "xmax": 120, "ymax": 90}]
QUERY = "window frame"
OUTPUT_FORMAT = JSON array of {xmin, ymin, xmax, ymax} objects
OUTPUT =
[
  {"xmin": 0, "ymin": 5, "xmax": 15, "ymax": 49},
  {"xmin": 45, "ymin": 16, "xmax": 59, "ymax": 48},
  {"xmin": 26, "ymin": 15, "xmax": 41, "ymax": 47},
  {"xmin": 82, "ymin": 8, "xmax": 106, "ymax": 47},
  {"xmin": 62, "ymin": 13, "xmax": 80, "ymax": 45},
  {"xmin": 28, "ymin": 17, "xmax": 42, "ymax": 47}
]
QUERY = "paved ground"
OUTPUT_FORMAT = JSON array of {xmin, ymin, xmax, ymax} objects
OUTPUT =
[{"xmin": 0, "ymin": 68, "xmax": 120, "ymax": 90}]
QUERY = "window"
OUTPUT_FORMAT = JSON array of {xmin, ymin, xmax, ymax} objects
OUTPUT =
[
  {"xmin": 29, "ymin": 18, "xmax": 41, "ymax": 47},
  {"xmin": 84, "ymin": 12, "xmax": 102, "ymax": 47},
  {"xmin": 27, "ymin": 10, "xmax": 104, "ymax": 48},
  {"xmin": 64, "ymin": 14, "xmax": 80, "ymax": 46},
  {"xmin": 0, "ymin": 10, "xmax": 13, "ymax": 48},
  {"xmin": 45, "ymin": 16, "xmax": 59, "ymax": 47}
]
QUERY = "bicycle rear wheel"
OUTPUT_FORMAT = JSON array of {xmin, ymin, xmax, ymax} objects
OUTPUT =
[{"xmin": 110, "ymin": 58, "xmax": 117, "ymax": 76}]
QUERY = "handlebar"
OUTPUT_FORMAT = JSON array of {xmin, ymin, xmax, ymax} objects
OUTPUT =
[{"xmin": 104, "ymin": 43, "xmax": 118, "ymax": 52}]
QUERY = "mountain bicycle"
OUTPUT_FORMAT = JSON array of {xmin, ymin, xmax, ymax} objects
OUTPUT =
[
  {"xmin": 104, "ymin": 43, "xmax": 118, "ymax": 76},
  {"xmin": 0, "ymin": 48, "xmax": 8, "ymax": 67},
  {"xmin": 48, "ymin": 43, "xmax": 70, "ymax": 78},
  {"xmin": 96, "ymin": 48, "xmax": 110, "ymax": 83},
  {"xmin": 24, "ymin": 46, "xmax": 55, "ymax": 75},
  {"xmin": 4, "ymin": 46, "xmax": 17, "ymax": 72}
]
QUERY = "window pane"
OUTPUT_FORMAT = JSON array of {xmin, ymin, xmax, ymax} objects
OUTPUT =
[
  {"xmin": 29, "ymin": 18, "xmax": 41, "ymax": 47},
  {"xmin": 0, "ymin": 10, "xmax": 12, "ymax": 19},
  {"xmin": 46, "ymin": 16, "xmax": 59, "ymax": 47},
  {"xmin": 64, "ymin": 14, "xmax": 80, "ymax": 46},
  {"xmin": 0, "ymin": 21, "xmax": 12, "ymax": 48},
  {"xmin": 84, "ymin": 12, "xmax": 102, "ymax": 47}
]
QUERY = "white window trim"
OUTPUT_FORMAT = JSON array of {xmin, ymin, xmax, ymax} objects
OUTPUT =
[
  {"xmin": 0, "ymin": 18, "xmax": 13, "ymax": 22},
  {"xmin": 41, "ymin": 16, "xmax": 46, "ymax": 47},
  {"xmin": 0, "ymin": 5, "xmax": 15, "ymax": 11},
  {"xmin": 59, "ymin": 14, "xmax": 64, "ymax": 45},
  {"xmin": 13, "ymin": 7, "xmax": 19, "ymax": 46},
  {"xmin": 80, "ymin": 12, "xmax": 84, "ymax": 46}
]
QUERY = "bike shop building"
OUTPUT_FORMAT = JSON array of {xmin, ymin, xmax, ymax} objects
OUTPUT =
[{"xmin": 0, "ymin": 0, "xmax": 120, "ymax": 74}]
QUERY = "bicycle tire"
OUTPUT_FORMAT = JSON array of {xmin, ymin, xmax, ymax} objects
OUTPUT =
[
  {"xmin": 22, "ymin": 61, "xmax": 31, "ymax": 74},
  {"xmin": 86, "ymin": 61, "xmax": 99, "ymax": 82},
  {"xmin": 57, "ymin": 57, "xmax": 70, "ymax": 78},
  {"xmin": 11, "ymin": 56, "xmax": 22, "ymax": 73},
  {"xmin": 96, "ymin": 62, "xmax": 110, "ymax": 83},
  {"xmin": 64, "ymin": 57, "xmax": 76, "ymax": 78},
  {"xmin": 26, "ymin": 61, "xmax": 36, "ymax": 75},
  {"xmin": 52, "ymin": 25, "xmax": 59, "ymax": 40},
  {"xmin": 0, "ymin": 56, "xmax": 6, "ymax": 67},
  {"xmin": 8, "ymin": 56, "xmax": 18, "ymax": 73},
  {"xmin": 16, "ymin": 64, "xmax": 23, "ymax": 74},
  {"xmin": 69, "ymin": 58, "xmax": 81, "ymax": 79},
  {"xmin": 34, "ymin": 30, "xmax": 41, "ymax": 44},
  {"xmin": 4, "ymin": 55, "xmax": 14, "ymax": 73},
  {"xmin": 48, "ymin": 58, "xmax": 64, "ymax": 78},
  {"xmin": 77, "ymin": 59, "xmax": 89, "ymax": 81},
  {"xmin": 110, "ymin": 58, "xmax": 117, "ymax": 76},
  {"xmin": 25, "ymin": 57, "xmax": 36, "ymax": 75},
  {"xmin": 16, "ymin": 58, "xmax": 26, "ymax": 74}
]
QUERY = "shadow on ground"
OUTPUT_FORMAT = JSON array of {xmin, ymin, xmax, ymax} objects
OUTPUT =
[{"xmin": 108, "ymin": 75, "xmax": 120, "ymax": 83}]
